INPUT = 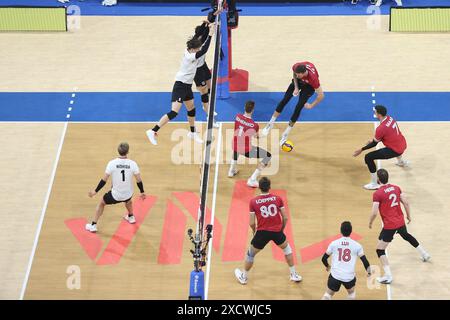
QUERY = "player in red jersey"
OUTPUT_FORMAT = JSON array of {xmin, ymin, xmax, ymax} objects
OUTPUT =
[
  {"xmin": 234, "ymin": 177, "xmax": 302, "ymax": 284},
  {"xmin": 228, "ymin": 100, "xmax": 272, "ymax": 188},
  {"xmin": 369, "ymin": 169, "xmax": 430, "ymax": 284},
  {"xmin": 353, "ymin": 105, "xmax": 409, "ymax": 190},
  {"xmin": 261, "ymin": 61, "xmax": 325, "ymax": 146}
]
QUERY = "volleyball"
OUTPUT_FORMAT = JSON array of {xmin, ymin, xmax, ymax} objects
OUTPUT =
[{"xmin": 281, "ymin": 140, "xmax": 294, "ymax": 152}]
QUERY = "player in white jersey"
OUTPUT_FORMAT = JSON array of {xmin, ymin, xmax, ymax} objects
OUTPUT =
[
  {"xmin": 321, "ymin": 221, "xmax": 372, "ymax": 300},
  {"xmin": 85, "ymin": 142, "xmax": 146, "ymax": 233},
  {"xmin": 146, "ymin": 22, "xmax": 216, "ymax": 146}
]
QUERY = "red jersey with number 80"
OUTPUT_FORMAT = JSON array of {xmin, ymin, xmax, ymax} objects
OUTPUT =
[
  {"xmin": 249, "ymin": 193, "xmax": 284, "ymax": 232},
  {"xmin": 233, "ymin": 113, "xmax": 259, "ymax": 154},
  {"xmin": 375, "ymin": 116, "xmax": 407, "ymax": 154},
  {"xmin": 373, "ymin": 184, "xmax": 405, "ymax": 230}
]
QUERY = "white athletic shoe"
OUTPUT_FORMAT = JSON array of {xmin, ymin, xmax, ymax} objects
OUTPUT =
[
  {"xmin": 85, "ymin": 223, "xmax": 98, "ymax": 233},
  {"xmin": 377, "ymin": 275, "xmax": 393, "ymax": 284},
  {"xmin": 124, "ymin": 215, "xmax": 136, "ymax": 224},
  {"xmin": 212, "ymin": 120, "xmax": 220, "ymax": 128},
  {"xmin": 228, "ymin": 168, "xmax": 239, "ymax": 178},
  {"xmin": 58, "ymin": 0, "xmax": 70, "ymax": 3},
  {"xmin": 279, "ymin": 133, "xmax": 288, "ymax": 147},
  {"xmin": 396, "ymin": 160, "xmax": 410, "ymax": 168},
  {"xmin": 363, "ymin": 182, "xmax": 380, "ymax": 190},
  {"xmin": 234, "ymin": 268, "xmax": 248, "ymax": 285},
  {"xmin": 261, "ymin": 123, "xmax": 273, "ymax": 137},
  {"xmin": 146, "ymin": 130, "xmax": 158, "ymax": 146},
  {"xmin": 394, "ymin": 0, "xmax": 402, "ymax": 6},
  {"xmin": 102, "ymin": 0, "xmax": 117, "ymax": 6},
  {"xmin": 187, "ymin": 132, "xmax": 203, "ymax": 144},
  {"xmin": 247, "ymin": 178, "xmax": 259, "ymax": 188},
  {"xmin": 375, "ymin": 0, "xmax": 382, "ymax": 6},
  {"xmin": 290, "ymin": 272, "xmax": 303, "ymax": 282},
  {"xmin": 421, "ymin": 253, "xmax": 431, "ymax": 262}
]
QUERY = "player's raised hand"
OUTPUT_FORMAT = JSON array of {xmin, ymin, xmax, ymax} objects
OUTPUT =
[
  {"xmin": 325, "ymin": 266, "xmax": 331, "ymax": 272},
  {"xmin": 140, "ymin": 192, "xmax": 146, "ymax": 200},
  {"xmin": 406, "ymin": 216, "xmax": 411, "ymax": 224},
  {"xmin": 353, "ymin": 149, "xmax": 362, "ymax": 157},
  {"xmin": 304, "ymin": 103, "xmax": 313, "ymax": 109},
  {"xmin": 368, "ymin": 222, "xmax": 373, "ymax": 229},
  {"xmin": 293, "ymin": 89, "xmax": 299, "ymax": 97},
  {"xmin": 88, "ymin": 190, "xmax": 97, "ymax": 198}
]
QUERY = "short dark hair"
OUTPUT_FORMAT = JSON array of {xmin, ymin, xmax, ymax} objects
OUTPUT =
[
  {"xmin": 245, "ymin": 100, "xmax": 255, "ymax": 114},
  {"xmin": 341, "ymin": 221, "xmax": 352, "ymax": 237},
  {"xmin": 374, "ymin": 105, "xmax": 387, "ymax": 117},
  {"xmin": 259, "ymin": 177, "xmax": 271, "ymax": 193},
  {"xmin": 377, "ymin": 168, "xmax": 389, "ymax": 184},
  {"xmin": 118, "ymin": 142, "xmax": 129, "ymax": 156},
  {"xmin": 294, "ymin": 64, "xmax": 307, "ymax": 74},
  {"xmin": 186, "ymin": 37, "xmax": 202, "ymax": 50}
]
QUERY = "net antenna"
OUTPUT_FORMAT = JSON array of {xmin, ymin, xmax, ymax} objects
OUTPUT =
[{"xmin": 189, "ymin": 0, "xmax": 224, "ymax": 275}]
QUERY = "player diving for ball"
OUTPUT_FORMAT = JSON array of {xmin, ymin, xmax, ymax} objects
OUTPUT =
[
  {"xmin": 261, "ymin": 61, "xmax": 325, "ymax": 146},
  {"xmin": 228, "ymin": 100, "xmax": 272, "ymax": 188},
  {"xmin": 146, "ymin": 21, "xmax": 216, "ymax": 146}
]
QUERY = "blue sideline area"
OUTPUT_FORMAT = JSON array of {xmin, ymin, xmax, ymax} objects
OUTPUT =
[
  {"xmin": 1, "ymin": 92, "xmax": 449, "ymax": 122},
  {"xmin": 0, "ymin": 0, "xmax": 448, "ymax": 16}
]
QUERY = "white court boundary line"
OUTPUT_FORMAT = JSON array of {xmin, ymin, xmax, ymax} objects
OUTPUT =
[
  {"xmin": 204, "ymin": 122, "xmax": 222, "ymax": 300},
  {"xmin": 373, "ymin": 121, "xmax": 392, "ymax": 301},
  {"xmin": 19, "ymin": 121, "xmax": 68, "ymax": 300}
]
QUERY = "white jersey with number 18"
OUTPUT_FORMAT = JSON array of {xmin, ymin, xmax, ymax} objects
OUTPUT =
[
  {"xmin": 105, "ymin": 158, "xmax": 139, "ymax": 201},
  {"xmin": 326, "ymin": 237, "xmax": 364, "ymax": 282}
]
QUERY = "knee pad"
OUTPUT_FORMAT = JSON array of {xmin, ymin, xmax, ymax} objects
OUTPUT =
[
  {"xmin": 283, "ymin": 244, "xmax": 292, "ymax": 256},
  {"xmin": 187, "ymin": 108, "xmax": 196, "ymax": 117},
  {"xmin": 166, "ymin": 110, "xmax": 178, "ymax": 120},
  {"xmin": 246, "ymin": 248, "xmax": 255, "ymax": 263},
  {"xmin": 376, "ymin": 249, "xmax": 386, "ymax": 258},
  {"xmin": 201, "ymin": 93, "xmax": 209, "ymax": 103}
]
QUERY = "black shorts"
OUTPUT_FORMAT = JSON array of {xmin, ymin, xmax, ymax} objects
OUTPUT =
[
  {"xmin": 327, "ymin": 274, "xmax": 356, "ymax": 292},
  {"xmin": 251, "ymin": 230, "xmax": 286, "ymax": 250},
  {"xmin": 233, "ymin": 146, "xmax": 270, "ymax": 160},
  {"xmin": 379, "ymin": 225, "xmax": 407, "ymax": 243},
  {"xmin": 194, "ymin": 63, "xmax": 212, "ymax": 87},
  {"xmin": 103, "ymin": 191, "xmax": 131, "ymax": 205},
  {"xmin": 171, "ymin": 81, "xmax": 194, "ymax": 103}
]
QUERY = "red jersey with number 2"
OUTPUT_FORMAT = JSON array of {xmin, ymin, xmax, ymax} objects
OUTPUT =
[
  {"xmin": 233, "ymin": 113, "xmax": 259, "ymax": 154},
  {"xmin": 292, "ymin": 61, "xmax": 320, "ymax": 89},
  {"xmin": 373, "ymin": 184, "xmax": 405, "ymax": 230},
  {"xmin": 375, "ymin": 116, "xmax": 407, "ymax": 154},
  {"xmin": 249, "ymin": 194, "xmax": 284, "ymax": 232}
]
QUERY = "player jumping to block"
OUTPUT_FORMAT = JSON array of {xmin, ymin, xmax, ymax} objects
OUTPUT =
[
  {"xmin": 234, "ymin": 177, "xmax": 302, "ymax": 284},
  {"xmin": 228, "ymin": 100, "xmax": 272, "ymax": 188},
  {"xmin": 321, "ymin": 221, "xmax": 372, "ymax": 300},
  {"xmin": 261, "ymin": 61, "xmax": 325, "ymax": 146},
  {"xmin": 193, "ymin": 17, "xmax": 219, "ymax": 128},
  {"xmin": 353, "ymin": 105, "xmax": 409, "ymax": 190},
  {"xmin": 85, "ymin": 142, "xmax": 146, "ymax": 233},
  {"xmin": 146, "ymin": 22, "xmax": 216, "ymax": 146},
  {"xmin": 370, "ymin": 169, "xmax": 430, "ymax": 284}
]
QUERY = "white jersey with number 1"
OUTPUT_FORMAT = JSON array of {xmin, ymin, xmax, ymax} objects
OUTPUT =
[
  {"xmin": 326, "ymin": 237, "xmax": 364, "ymax": 282},
  {"xmin": 105, "ymin": 158, "xmax": 139, "ymax": 201}
]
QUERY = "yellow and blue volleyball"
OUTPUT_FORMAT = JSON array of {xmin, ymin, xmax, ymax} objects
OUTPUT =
[{"xmin": 281, "ymin": 140, "xmax": 294, "ymax": 152}]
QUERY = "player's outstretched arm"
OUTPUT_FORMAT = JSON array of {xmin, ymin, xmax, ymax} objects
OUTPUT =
[
  {"xmin": 305, "ymin": 86, "xmax": 325, "ymax": 109},
  {"xmin": 400, "ymin": 193, "xmax": 411, "ymax": 224},
  {"xmin": 369, "ymin": 202, "xmax": 379, "ymax": 229},
  {"xmin": 134, "ymin": 173, "xmax": 146, "ymax": 200},
  {"xmin": 321, "ymin": 253, "xmax": 330, "ymax": 272},
  {"xmin": 249, "ymin": 212, "xmax": 256, "ymax": 235},
  {"xmin": 353, "ymin": 139, "xmax": 379, "ymax": 157},
  {"xmin": 89, "ymin": 173, "xmax": 110, "ymax": 198},
  {"xmin": 359, "ymin": 255, "xmax": 371, "ymax": 275}
]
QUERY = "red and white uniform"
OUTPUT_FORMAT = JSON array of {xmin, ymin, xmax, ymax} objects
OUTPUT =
[
  {"xmin": 326, "ymin": 237, "xmax": 364, "ymax": 282},
  {"xmin": 292, "ymin": 61, "xmax": 320, "ymax": 89},
  {"xmin": 373, "ymin": 184, "xmax": 405, "ymax": 230},
  {"xmin": 249, "ymin": 193, "xmax": 284, "ymax": 232},
  {"xmin": 232, "ymin": 113, "xmax": 259, "ymax": 154},
  {"xmin": 375, "ymin": 116, "xmax": 407, "ymax": 154}
]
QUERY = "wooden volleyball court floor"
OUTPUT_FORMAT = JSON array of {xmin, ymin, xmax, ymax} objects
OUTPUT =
[{"xmin": 21, "ymin": 121, "xmax": 450, "ymax": 300}]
